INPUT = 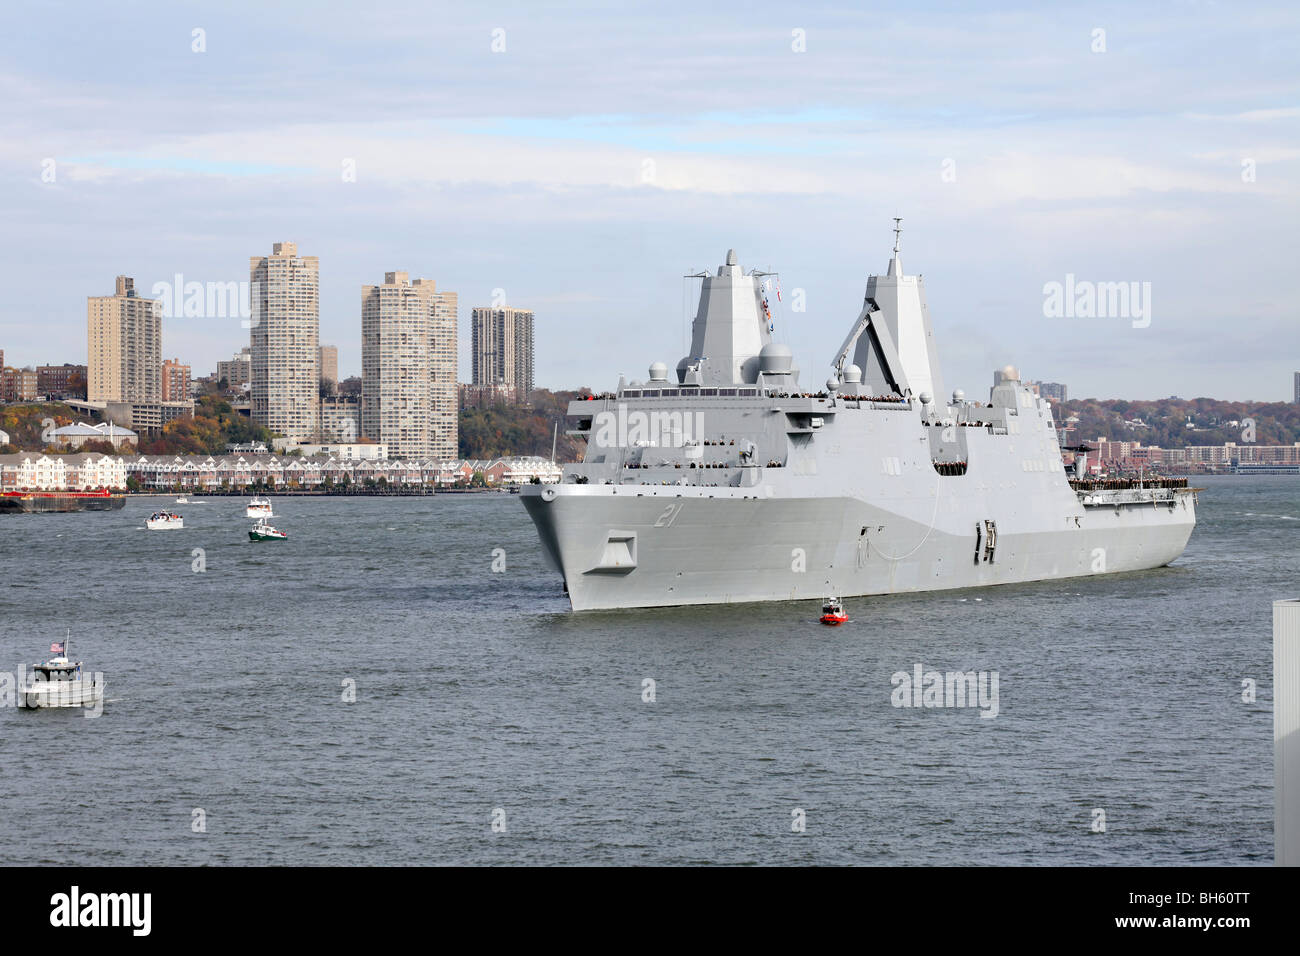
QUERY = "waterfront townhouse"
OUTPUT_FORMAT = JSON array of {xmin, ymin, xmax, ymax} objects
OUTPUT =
[
  {"xmin": 0, "ymin": 453, "xmax": 68, "ymax": 490},
  {"xmin": 499, "ymin": 456, "xmax": 563, "ymax": 484},
  {"xmin": 61, "ymin": 453, "xmax": 128, "ymax": 489}
]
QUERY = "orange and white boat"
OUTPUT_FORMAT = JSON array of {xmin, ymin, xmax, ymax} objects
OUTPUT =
[{"xmin": 820, "ymin": 596, "xmax": 847, "ymax": 626}]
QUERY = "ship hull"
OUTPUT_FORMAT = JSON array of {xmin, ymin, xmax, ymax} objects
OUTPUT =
[{"xmin": 522, "ymin": 486, "xmax": 1196, "ymax": 611}]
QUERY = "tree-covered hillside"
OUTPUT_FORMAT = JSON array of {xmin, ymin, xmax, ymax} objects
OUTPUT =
[{"xmin": 1058, "ymin": 397, "xmax": 1299, "ymax": 447}]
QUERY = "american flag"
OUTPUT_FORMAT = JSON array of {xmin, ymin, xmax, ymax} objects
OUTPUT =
[{"xmin": 50, "ymin": 641, "xmax": 65, "ymax": 654}]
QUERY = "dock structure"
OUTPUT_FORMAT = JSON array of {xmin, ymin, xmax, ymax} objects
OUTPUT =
[{"xmin": 1278, "ymin": 599, "xmax": 1300, "ymax": 866}]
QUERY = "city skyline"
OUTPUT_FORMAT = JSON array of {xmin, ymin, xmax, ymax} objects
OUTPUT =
[
  {"xmin": 6, "ymin": 253, "xmax": 1296, "ymax": 407},
  {"xmin": 4, "ymin": 222, "xmax": 1296, "ymax": 405},
  {"xmin": 4, "ymin": 252, "xmax": 1295, "ymax": 410},
  {"xmin": 2, "ymin": 2, "xmax": 1296, "ymax": 402}
]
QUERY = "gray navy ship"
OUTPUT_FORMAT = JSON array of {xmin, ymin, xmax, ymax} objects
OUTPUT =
[{"xmin": 521, "ymin": 225, "xmax": 1197, "ymax": 611}]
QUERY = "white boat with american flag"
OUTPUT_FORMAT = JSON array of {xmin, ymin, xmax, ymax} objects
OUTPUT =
[{"xmin": 18, "ymin": 640, "xmax": 105, "ymax": 710}]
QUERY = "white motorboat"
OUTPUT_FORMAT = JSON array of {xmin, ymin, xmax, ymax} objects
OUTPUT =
[
  {"xmin": 19, "ymin": 642, "xmax": 105, "ymax": 710},
  {"xmin": 147, "ymin": 511, "xmax": 184, "ymax": 530},
  {"xmin": 246, "ymin": 497, "xmax": 273, "ymax": 518},
  {"xmin": 175, "ymin": 496, "xmax": 188, "ymax": 503}
]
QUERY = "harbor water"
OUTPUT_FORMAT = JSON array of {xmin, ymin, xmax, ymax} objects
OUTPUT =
[{"xmin": 0, "ymin": 476, "xmax": 1292, "ymax": 864}]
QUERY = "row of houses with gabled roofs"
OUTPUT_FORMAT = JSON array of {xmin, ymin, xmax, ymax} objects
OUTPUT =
[
  {"xmin": 1, "ymin": 452, "xmax": 563, "ymax": 492},
  {"xmin": 122, "ymin": 453, "xmax": 563, "ymax": 490},
  {"xmin": 456, "ymin": 458, "xmax": 567, "ymax": 485},
  {"xmin": 0, "ymin": 452, "xmax": 128, "ymax": 491}
]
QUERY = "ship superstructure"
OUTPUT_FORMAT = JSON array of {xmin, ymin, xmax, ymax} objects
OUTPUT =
[{"xmin": 521, "ymin": 228, "xmax": 1197, "ymax": 611}]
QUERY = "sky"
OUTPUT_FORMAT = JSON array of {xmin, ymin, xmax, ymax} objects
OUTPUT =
[{"xmin": 1, "ymin": 0, "xmax": 1297, "ymax": 401}]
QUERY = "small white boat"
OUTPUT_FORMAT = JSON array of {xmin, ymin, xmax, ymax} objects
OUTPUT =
[
  {"xmin": 176, "ymin": 496, "xmax": 188, "ymax": 503},
  {"xmin": 246, "ymin": 496, "xmax": 273, "ymax": 518},
  {"xmin": 147, "ymin": 511, "xmax": 184, "ymax": 530},
  {"xmin": 19, "ymin": 642, "xmax": 104, "ymax": 710}
]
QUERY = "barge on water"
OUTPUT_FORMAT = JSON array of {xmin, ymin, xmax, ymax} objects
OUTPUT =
[{"xmin": 0, "ymin": 489, "xmax": 127, "ymax": 513}]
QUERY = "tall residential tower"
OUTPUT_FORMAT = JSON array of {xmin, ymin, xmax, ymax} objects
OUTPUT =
[
  {"xmin": 361, "ymin": 271, "xmax": 457, "ymax": 459},
  {"xmin": 249, "ymin": 242, "xmax": 319, "ymax": 441},
  {"xmin": 87, "ymin": 276, "xmax": 161, "ymax": 405},
  {"xmin": 471, "ymin": 306, "xmax": 534, "ymax": 402}
]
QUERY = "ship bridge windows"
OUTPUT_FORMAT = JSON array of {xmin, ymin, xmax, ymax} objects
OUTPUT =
[
  {"xmin": 660, "ymin": 388, "xmax": 680, "ymax": 397},
  {"xmin": 623, "ymin": 389, "xmax": 641, "ymax": 398}
]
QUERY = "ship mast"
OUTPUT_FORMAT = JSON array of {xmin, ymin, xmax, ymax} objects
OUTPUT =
[{"xmin": 888, "ymin": 217, "xmax": 903, "ymax": 277}]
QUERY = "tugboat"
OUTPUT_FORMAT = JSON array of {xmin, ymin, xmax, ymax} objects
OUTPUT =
[
  {"xmin": 248, "ymin": 517, "xmax": 287, "ymax": 541},
  {"xmin": 146, "ymin": 511, "xmax": 184, "ymax": 530},
  {"xmin": 18, "ymin": 640, "xmax": 105, "ymax": 710},
  {"xmin": 246, "ymin": 496, "xmax": 273, "ymax": 518},
  {"xmin": 820, "ymin": 596, "xmax": 848, "ymax": 626}
]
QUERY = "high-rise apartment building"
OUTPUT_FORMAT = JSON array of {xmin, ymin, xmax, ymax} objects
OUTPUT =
[
  {"xmin": 319, "ymin": 344, "xmax": 339, "ymax": 394},
  {"xmin": 361, "ymin": 271, "xmax": 458, "ymax": 459},
  {"xmin": 88, "ymin": 276, "xmax": 161, "ymax": 404},
  {"xmin": 471, "ymin": 306, "xmax": 534, "ymax": 401},
  {"xmin": 249, "ymin": 242, "xmax": 319, "ymax": 441},
  {"xmin": 431, "ymin": 291, "xmax": 457, "ymax": 453},
  {"xmin": 1294, "ymin": 371, "xmax": 1299, "ymax": 404},
  {"xmin": 161, "ymin": 358, "xmax": 191, "ymax": 401}
]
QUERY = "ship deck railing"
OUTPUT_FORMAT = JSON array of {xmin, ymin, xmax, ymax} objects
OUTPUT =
[{"xmin": 1069, "ymin": 477, "xmax": 1189, "ymax": 491}]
